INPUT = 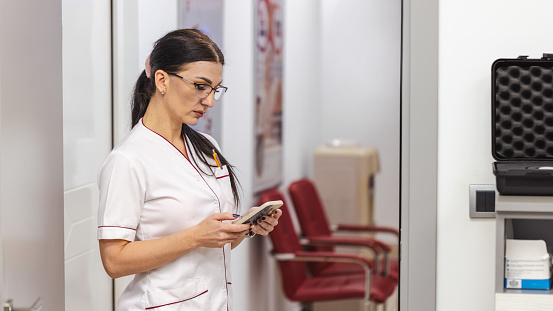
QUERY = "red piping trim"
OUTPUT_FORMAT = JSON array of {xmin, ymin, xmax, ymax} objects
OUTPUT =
[
  {"xmin": 216, "ymin": 174, "xmax": 229, "ymax": 179},
  {"xmin": 141, "ymin": 119, "xmax": 189, "ymax": 159},
  {"xmin": 144, "ymin": 290, "xmax": 208, "ymax": 310},
  {"xmin": 98, "ymin": 226, "xmax": 136, "ymax": 231}
]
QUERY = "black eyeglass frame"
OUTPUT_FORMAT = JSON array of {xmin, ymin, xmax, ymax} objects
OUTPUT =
[{"xmin": 168, "ymin": 72, "xmax": 228, "ymax": 100}]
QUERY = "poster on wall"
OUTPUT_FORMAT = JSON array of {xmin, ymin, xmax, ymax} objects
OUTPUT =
[
  {"xmin": 179, "ymin": 0, "xmax": 223, "ymax": 140},
  {"xmin": 253, "ymin": 0, "xmax": 284, "ymax": 193}
]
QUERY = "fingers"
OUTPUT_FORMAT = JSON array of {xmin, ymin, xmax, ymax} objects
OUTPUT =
[
  {"xmin": 195, "ymin": 213, "xmax": 252, "ymax": 248},
  {"xmin": 272, "ymin": 208, "xmax": 282, "ymax": 219},
  {"xmin": 220, "ymin": 218, "xmax": 250, "ymax": 237},
  {"xmin": 210, "ymin": 209, "xmax": 282, "ymax": 239},
  {"xmin": 251, "ymin": 222, "xmax": 270, "ymax": 235},
  {"xmin": 206, "ymin": 225, "xmax": 249, "ymax": 248},
  {"xmin": 210, "ymin": 212, "xmax": 238, "ymax": 221},
  {"xmin": 251, "ymin": 211, "xmax": 279, "ymax": 236},
  {"xmin": 210, "ymin": 213, "xmax": 249, "ymax": 232}
]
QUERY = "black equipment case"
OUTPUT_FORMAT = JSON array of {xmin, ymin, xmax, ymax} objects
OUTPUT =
[{"xmin": 492, "ymin": 54, "xmax": 553, "ymax": 195}]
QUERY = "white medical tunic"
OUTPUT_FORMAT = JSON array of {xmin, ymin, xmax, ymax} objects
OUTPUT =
[{"xmin": 98, "ymin": 119, "xmax": 236, "ymax": 311}]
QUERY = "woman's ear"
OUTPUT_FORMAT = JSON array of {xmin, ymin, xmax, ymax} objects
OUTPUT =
[{"xmin": 154, "ymin": 69, "xmax": 169, "ymax": 95}]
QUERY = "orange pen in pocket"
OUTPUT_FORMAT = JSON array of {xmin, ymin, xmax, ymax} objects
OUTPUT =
[{"xmin": 212, "ymin": 149, "xmax": 221, "ymax": 168}]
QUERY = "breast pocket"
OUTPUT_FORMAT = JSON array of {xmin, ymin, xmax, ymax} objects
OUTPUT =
[
  {"xmin": 215, "ymin": 165, "xmax": 235, "ymax": 209},
  {"xmin": 142, "ymin": 278, "xmax": 208, "ymax": 310}
]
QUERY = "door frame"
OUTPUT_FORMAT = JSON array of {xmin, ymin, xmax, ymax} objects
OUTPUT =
[{"xmin": 400, "ymin": 0, "xmax": 439, "ymax": 310}]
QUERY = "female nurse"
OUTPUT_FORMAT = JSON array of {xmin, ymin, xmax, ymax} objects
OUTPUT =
[{"xmin": 97, "ymin": 29, "xmax": 281, "ymax": 311}]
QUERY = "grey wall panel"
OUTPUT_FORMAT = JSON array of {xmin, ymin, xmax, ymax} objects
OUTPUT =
[{"xmin": 0, "ymin": 0, "xmax": 65, "ymax": 309}]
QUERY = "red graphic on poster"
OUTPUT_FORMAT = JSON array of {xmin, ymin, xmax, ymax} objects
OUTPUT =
[{"xmin": 255, "ymin": 0, "xmax": 283, "ymax": 55}]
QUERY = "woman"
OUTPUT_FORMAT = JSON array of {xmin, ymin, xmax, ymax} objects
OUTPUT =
[{"xmin": 97, "ymin": 29, "xmax": 281, "ymax": 311}]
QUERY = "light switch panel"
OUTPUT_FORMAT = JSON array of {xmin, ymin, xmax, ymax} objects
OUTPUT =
[{"xmin": 470, "ymin": 184, "xmax": 497, "ymax": 218}]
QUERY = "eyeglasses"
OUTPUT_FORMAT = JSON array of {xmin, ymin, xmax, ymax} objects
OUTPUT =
[{"xmin": 168, "ymin": 73, "xmax": 228, "ymax": 101}]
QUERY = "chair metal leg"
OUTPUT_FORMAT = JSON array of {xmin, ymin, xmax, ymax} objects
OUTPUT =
[
  {"xmin": 300, "ymin": 302, "xmax": 314, "ymax": 311},
  {"xmin": 368, "ymin": 301, "xmax": 388, "ymax": 311},
  {"xmin": 364, "ymin": 300, "xmax": 374, "ymax": 311}
]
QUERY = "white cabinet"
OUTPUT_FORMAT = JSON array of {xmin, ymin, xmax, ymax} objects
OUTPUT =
[{"xmin": 495, "ymin": 195, "xmax": 553, "ymax": 311}]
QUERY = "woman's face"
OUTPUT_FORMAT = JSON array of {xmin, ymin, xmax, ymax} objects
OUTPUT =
[{"xmin": 165, "ymin": 61, "xmax": 223, "ymax": 126}]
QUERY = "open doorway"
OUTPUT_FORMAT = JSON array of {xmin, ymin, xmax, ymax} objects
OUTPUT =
[{"xmin": 307, "ymin": 1, "xmax": 401, "ymax": 310}]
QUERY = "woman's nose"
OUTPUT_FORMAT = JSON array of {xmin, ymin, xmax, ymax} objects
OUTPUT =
[{"xmin": 201, "ymin": 94, "xmax": 215, "ymax": 108}]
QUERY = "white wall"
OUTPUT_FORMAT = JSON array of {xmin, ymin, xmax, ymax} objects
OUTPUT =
[
  {"xmin": 137, "ymin": 1, "xmax": 180, "ymax": 77},
  {"xmin": 437, "ymin": 1, "xmax": 553, "ymax": 310},
  {"xmin": 320, "ymin": 0, "xmax": 401, "ymax": 235},
  {"xmin": 281, "ymin": 2, "xmax": 322, "ymax": 184},
  {"xmin": 220, "ymin": 0, "xmax": 258, "ymax": 309},
  {"xmin": 113, "ymin": 0, "xmax": 179, "ymax": 144},
  {"xmin": 113, "ymin": 0, "xmax": 139, "ymax": 142}
]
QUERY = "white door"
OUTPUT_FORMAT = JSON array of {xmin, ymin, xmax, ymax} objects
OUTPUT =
[
  {"xmin": 0, "ymin": 1, "xmax": 65, "ymax": 310},
  {"xmin": 62, "ymin": 0, "xmax": 113, "ymax": 310}
]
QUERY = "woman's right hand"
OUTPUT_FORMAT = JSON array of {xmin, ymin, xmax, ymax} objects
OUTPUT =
[{"xmin": 192, "ymin": 213, "xmax": 250, "ymax": 248}]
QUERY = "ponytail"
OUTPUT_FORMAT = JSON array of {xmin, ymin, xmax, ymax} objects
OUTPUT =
[{"xmin": 131, "ymin": 70, "xmax": 155, "ymax": 127}]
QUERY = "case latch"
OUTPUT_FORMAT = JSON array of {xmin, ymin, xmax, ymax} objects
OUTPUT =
[
  {"xmin": 542, "ymin": 53, "xmax": 553, "ymax": 60},
  {"xmin": 517, "ymin": 55, "xmax": 529, "ymax": 60}
]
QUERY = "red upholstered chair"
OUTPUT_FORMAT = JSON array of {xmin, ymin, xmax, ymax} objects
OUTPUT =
[
  {"xmin": 260, "ymin": 189, "xmax": 396, "ymax": 311},
  {"xmin": 288, "ymin": 178, "xmax": 400, "ymax": 280}
]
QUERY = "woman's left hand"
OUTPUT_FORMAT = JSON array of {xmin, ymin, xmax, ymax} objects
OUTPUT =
[{"xmin": 250, "ymin": 209, "xmax": 282, "ymax": 236}]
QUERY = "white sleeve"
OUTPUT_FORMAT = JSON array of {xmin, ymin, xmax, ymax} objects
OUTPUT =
[{"xmin": 97, "ymin": 150, "xmax": 145, "ymax": 241}]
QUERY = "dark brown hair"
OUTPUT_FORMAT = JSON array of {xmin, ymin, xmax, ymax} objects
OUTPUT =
[{"xmin": 131, "ymin": 29, "xmax": 240, "ymax": 209}]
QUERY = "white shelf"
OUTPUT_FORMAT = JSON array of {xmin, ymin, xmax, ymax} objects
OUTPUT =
[
  {"xmin": 496, "ymin": 291, "xmax": 553, "ymax": 311},
  {"xmin": 496, "ymin": 195, "xmax": 553, "ymax": 213}
]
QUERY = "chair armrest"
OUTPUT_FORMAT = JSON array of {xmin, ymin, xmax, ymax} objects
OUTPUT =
[
  {"xmin": 333, "ymin": 224, "xmax": 400, "ymax": 238},
  {"xmin": 301, "ymin": 235, "xmax": 392, "ymax": 275},
  {"xmin": 300, "ymin": 235, "xmax": 386, "ymax": 254},
  {"xmin": 274, "ymin": 250, "xmax": 372, "ymax": 270},
  {"xmin": 330, "ymin": 225, "xmax": 398, "ymax": 276}
]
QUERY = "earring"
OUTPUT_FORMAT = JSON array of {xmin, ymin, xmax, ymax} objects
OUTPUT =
[{"xmin": 160, "ymin": 89, "xmax": 166, "ymax": 95}]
